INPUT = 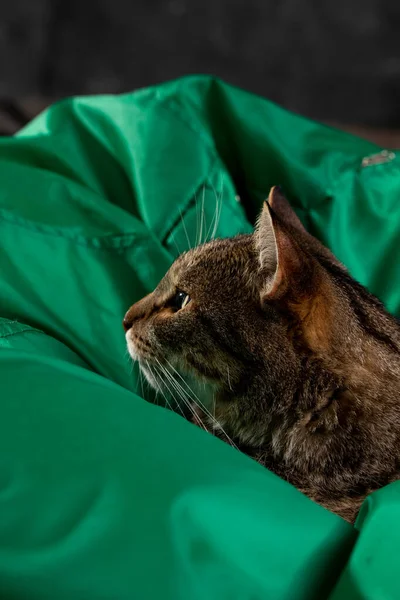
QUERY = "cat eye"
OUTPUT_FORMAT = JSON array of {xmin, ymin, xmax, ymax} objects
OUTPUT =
[{"xmin": 170, "ymin": 290, "xmax": 191, "ymax": 311}]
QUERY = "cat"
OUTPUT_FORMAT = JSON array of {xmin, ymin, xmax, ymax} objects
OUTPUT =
[{"xmin": 123, "ymin": 186, "xmax": 400, "ymax": 523}]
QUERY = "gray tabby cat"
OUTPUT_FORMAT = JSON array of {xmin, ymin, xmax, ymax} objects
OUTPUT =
[{"xmin": 124, "ymin": 186, "xmax": 400, "ymax": 523}]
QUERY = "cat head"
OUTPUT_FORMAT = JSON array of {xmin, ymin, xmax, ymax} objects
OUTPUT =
[{"xmin": 124, "ymin": 186, "xmax": 398, "ymax": 446}]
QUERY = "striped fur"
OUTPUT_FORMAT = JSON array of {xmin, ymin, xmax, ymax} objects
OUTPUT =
[{"xmin": 124, "ymin": 187, "xmax": 400, "ymax": 523}]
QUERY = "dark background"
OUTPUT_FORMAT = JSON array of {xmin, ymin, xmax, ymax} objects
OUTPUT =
[{"xmin": 1, "ymin": 0, "xmax": 400, "ymax": 140}]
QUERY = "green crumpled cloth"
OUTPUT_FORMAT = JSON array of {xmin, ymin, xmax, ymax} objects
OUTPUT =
[{"xmin": 0, "ymin": 76, "xmax": 399, "ymax": 599}]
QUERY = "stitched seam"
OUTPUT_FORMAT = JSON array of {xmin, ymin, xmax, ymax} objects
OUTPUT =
[
  {"xmin": 0, "ymin": 212, "xmax": 148, "ymax": 251},
  {"xmin": 0, "ymin": 328, "xmax": 43, "ymax": 341}
]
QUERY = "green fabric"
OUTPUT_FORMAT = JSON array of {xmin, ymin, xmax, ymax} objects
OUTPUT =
[{"xmin": 0, "ymin": 76, "xmax": 398, "ymax": 599}]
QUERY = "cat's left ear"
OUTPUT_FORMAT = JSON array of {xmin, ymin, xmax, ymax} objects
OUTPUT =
[{"xmin": 255, "ymin": 187, "xmax": 310, "ymax": 299}]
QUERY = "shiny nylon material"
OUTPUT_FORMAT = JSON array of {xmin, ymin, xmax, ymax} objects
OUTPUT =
[{"xmin": 0, "ymin": 76, "xmax": 399, "ymax": 599}]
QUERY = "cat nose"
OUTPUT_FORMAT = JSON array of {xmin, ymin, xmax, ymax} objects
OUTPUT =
[
  {"xmin": 123, "ymin": 316, "xmax": 131, "ymax": 332},
  {"xmin": 123, "ymin": 308, "xmax": 134, "ymax": 332},
  {"xmin": 123, "ymin": 294, "xmax": 153, "ymax": 332}
]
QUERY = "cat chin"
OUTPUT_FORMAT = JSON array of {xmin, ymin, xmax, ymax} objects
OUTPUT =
[
  {"xmin": 125, "ymin": 333, "xmax": 139, "ymax": 361},
  {"xmin": 138, "ymin": 362, "xmax": 160, "ymax": 390},
  {"xmin": 138, "ymin": 361, "xmax": 174, "ymax": 395}
]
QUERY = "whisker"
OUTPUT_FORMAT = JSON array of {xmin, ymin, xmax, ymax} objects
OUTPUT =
[
  {"xmin": 227, "ymin": 366, "xmax": 233, "ymax": 391},
  {"xmin": 169, "ymin": 229, "xmax": 181, "ymax": 257},
  {"xmin": 124, "ymin": 349, "xmax": 136, "ymax": 376},
  {"xmin": 198, "ymin": 185, "xmax": 206, "ymax": 246},
  {"xmin": 154, "ymin": 360, "xmax": 198, "ymax": 423},
  {"xmin": 179, "ymin": 207, "xmax": 191, "ymax": 250},
  {"xmin": 212, "ymin": 393, "xmax": 216, "ymax": 435},
  {"xmin": 195, "ymin": 189, "xmax": 201, "ymax": 248},
  {"xmin": 205, "ymin": 190, "xmax": 219, "ymax": 243},
  {"xmin": 155, "ymin": 358, "xmax": 206, "ymax": 427},
  {"xmin": 209, "ymin": 175, "xmax": 224, "ymax": 241},
  {"xmin": 139, "ymin": 365, "xmax": 145, "ymax": 399},
  {"xmin": 211, "ymin": 189, "xmax": 223, "ymax": 240},
  {"xmin": 147, "ymin": 361, "xmax": 175, "ymax": 412},
  {"xmin": 164, "ymin": 358, "xmax": 238, "ymax": 449},
  {"xmin": 155, "ymin": 360, "xmax": 206, "ymax": 428}
]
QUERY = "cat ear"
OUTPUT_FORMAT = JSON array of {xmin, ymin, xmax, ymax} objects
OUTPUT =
[
  {"xmin": 257, "ymin": 187, "xmax": 334, "ymax": 351},
  {"xmin": 255, "ymin": 192, "xmax": 306, "ymax": 299},
  {"xmin": 268, "ymin": 185, "xmax": 345, "ymax": 270},
  {"xmin": 267, "ymin": 186, "xmax": 307, "ymax": 234}
]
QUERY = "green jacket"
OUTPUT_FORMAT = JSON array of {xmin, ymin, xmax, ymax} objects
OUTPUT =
[{"xmin": 0, "ymin": 76, "xmax": 399, "ymax": 599}]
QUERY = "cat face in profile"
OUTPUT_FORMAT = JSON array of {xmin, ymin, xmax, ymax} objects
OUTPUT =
[{"xmin": 124, "ymin": 186, "xmax": 400, "ymax": 522}]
